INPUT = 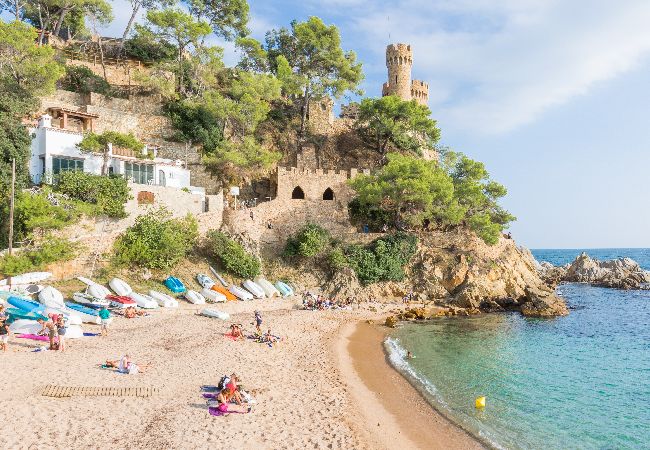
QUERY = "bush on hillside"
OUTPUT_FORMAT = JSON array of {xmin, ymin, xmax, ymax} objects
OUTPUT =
[
  {"xmin": 0, "ymin": 236, "xmax": 78, "ymax": 276},
  {"xmin": 113, "ymin": 209, "xmax": 198, "ymax": 269},
  {"xmin": 326, "ymin": 247, "xmax": 349, "ymax": 272},
  {"xmin": 283, "ymin": 223, "xmax": 331, "ymax": 258},
  {"xmin": 207, "ymin": 231, "xmax": 260, "ymax": 278},
  {"xmin": 60, "ymin": 65, "xmax": 112, "ymax": 96},
  {"xmin": 344, "ymin": 233, "xmax": 418, "ymax": 285},
  {"xmin": 56, "ymin": 171, "xmax": 130, "ymax": 218}
]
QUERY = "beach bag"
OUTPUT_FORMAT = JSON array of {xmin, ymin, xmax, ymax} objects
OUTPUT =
[{"xmin": 217, "ymin": 375, "xmax": 230, "ymax": 391}]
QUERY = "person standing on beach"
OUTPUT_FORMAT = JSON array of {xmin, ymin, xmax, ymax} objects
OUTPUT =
[
  {"xmin": 254, "ymin": 311, "xmax": 262, "ymax": 335},
  {"xmin": 56, "ymin": 316, "xmax": 67, "ymax": 352},
  {"xmin": 37, "ymin": 318, "xmax": 57, "ymax": 350},
  {"xmin": 99, "ymin": 306, "xmax": 111, "ymax": 336},
  {"xmin": 0, "ymin": 316, "xmax": 10, "ymax": 352}
]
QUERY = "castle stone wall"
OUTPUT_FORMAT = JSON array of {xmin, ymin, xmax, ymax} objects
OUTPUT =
[{"xmin": 275, "ymin": 166, "xmax": 368, "ymax": 205}]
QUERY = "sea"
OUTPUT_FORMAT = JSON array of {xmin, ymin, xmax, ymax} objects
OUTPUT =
[{"xmin": 386, "ymin": 249, "xmax": 650, "ymax": 450}]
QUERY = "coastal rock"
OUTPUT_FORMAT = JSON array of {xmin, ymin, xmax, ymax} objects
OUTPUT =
[
  {"xmin": 520, "ymin": 287, "xmax": 569, "ymax": 317},
  {"xmin": 384, "ymin": 316, "xmax": 398, "ymax": 328},
  {"xmin": 540, "ymin": 252, "xmax": 650, "ymax": 290},
  {"xmin": 322, "ymin": 267, "xmax": 362, "ymax": 299}
]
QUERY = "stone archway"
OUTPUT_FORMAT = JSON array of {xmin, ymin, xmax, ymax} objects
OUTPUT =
[
  {"xmin": 291, "ymin": 186, "xmax": 305, "ymax": 199},
  {"xmin": 322, "ymin": 187, "xmax": 334, "ymax": 200}
]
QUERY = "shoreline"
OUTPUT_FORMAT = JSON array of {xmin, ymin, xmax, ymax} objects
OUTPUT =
[{"xmin": 338, "ymin": 320, "xmax": 484, "ymax": 450}]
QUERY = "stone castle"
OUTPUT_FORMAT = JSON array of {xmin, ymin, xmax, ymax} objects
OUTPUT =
[{"xmin": 382, "ymin": 43, "xmax": 429, "ymax": 106}]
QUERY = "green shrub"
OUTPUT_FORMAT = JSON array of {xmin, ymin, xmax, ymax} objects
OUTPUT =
[
  {"xmin": 284, "ymin": 224, "xmax": 331, "ymax": 258},
  {"xmin": 113, "ymin": 209, "xmax": 198, "ymax": 269},
  {"xmin": 124, "ymin": 26, "xmax": 177, "ymax": 63},
  {"xmin": 207, "ymin": 231, "xmax": 260, "ymax": 278},
  {"xmin": 327, "ymin": 247, "xmax": 349, "ymax": 272},
  {"xmin": 345, "ymin": 233, "xmax": 418, "ymax": 285},
  {"xmin": 0, "ymin": 236, "xmax": 78, "ymax": 276},
  {"xmin": 56, "ymin": 171, "xmax": 130, "ymax": 218},
  {"xmin": 60, "ymin": 65, "xmax": 112, "ymax": 96}
]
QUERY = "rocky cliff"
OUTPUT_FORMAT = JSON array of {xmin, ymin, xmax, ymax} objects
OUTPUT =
[{"xmin": 297, "ymin": 229, "xmax": 569, "ymax": 318}]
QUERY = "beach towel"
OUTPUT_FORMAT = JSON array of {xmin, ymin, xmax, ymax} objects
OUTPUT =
[
  {"xmin": 201, "ymin": 385, "xmax": 220, "ymax": 392},
  {"xmin": 208, "ymin": 406, "xmax": 247, "ymax": 416},
  {"xmin": 224, "ymin": 333, "xmax": 239, "ymax": 341},
  {"xmin": 17, "ymin": 333, "xmax": 49, "ymax": 342}
]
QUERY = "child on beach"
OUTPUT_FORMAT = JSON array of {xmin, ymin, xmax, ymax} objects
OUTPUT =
[
  {"xmin": 0, "ymin": 316, "xmax": 10, "ymax": 352},
  {"xmin": 99, "ymin": 306, "xmax": 111, "ymax": 336},
  {"xmin": 56, "ymin": 316, "xmax": 67, "ymax": 352},
  {"xmin": 37, "ymin": 318, "xmax": 57, "ymax": 350}
]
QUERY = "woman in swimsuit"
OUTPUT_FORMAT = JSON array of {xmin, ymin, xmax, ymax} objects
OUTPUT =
[{"xmin": 56, "ymin": 316, "xmax": 67, "ymax": 352}]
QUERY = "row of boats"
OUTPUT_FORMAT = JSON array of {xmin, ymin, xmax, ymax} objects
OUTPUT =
[{"xmin": 0, "ymin": 269, "xmax": 296, "ymax": 326}]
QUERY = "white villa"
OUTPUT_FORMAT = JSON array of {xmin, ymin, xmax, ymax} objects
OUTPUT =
[{"xmin": 29, "ymin": 109, "xmax": 199, "ymax": 193}]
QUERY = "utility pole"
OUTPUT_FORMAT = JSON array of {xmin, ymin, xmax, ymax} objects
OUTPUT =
[{"xmin": 8, "ymin": 158, "xmax": 16, "ymax": 256}]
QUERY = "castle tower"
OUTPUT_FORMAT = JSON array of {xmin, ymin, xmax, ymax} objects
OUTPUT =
[
  {"xmin": 382, "ymin": 43, "xmax": 413, "ymax": 100},
  {"xmin": 381, "ymin": 43, "xmax": 429, "ymax": 107}
]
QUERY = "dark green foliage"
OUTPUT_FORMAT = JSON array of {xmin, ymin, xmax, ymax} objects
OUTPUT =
[
  {"xmin": 348, "ymin": 198, "xmax": 393, "ymax": 232},
  {"xmin": 349, "ymin": 153, "xmax": 515, "ymax": 245},
  {"xmin": 164, "ymin": 100, "xmax": 224, "ymax": 151},
  {"xmin": 124, "ymin": 26, "xmax": 177, "ymax": 63},
  {"xmin": 60, "ymin": 65, "xmax": 112, "ymax": 96},
  {"xmin": 283, "ymin": 223, "xmax": 331, "ymax": 258},
  {"xmin": 113, "ymin": 209, "xmax": 198, "ymax": 269},
  {"xmin": 344, "ymin": 233, "xmax": 418, "ymax": 285},
  {"xmin": 55, "ymin": 171, "xmax": 130, "ymax": 218},
  {"xmin": 206, "ymin": 231, "xmax": 260, "ymax": 278},
  {"xmin": 0, "ymin": 236, "xmax": 78, "ymax": 276}
]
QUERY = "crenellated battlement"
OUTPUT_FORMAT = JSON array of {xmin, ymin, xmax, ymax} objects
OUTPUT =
[
  {"xmin": 280, "ymin": 166, "xmax": 370, "ymax": 179},
  {"xmin": 382, "ymin": 43, "xmax": 429, "ymax": 107}
]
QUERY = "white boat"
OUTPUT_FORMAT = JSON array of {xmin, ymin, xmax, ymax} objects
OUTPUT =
[
  {"xmin": 0, "ymin": 283, "xmax": 44, "ymax": 295},
  {"xmin": 109, "ymin": 278, "xmax": 133, "ymax": 296},
  {"xmin": 185, "ymin": 290, "xmax": 206, "ymax": 305},
  {"xmin": 242, "ymin": 280, "xmax": 265, "ymax": 298},
  {"xmin": 201, "ymin": 288, "xmax": 226, "ymax": 303},
  {"xmin": 148, "ymin": 290, "xmax": 179, "ymax": 308},
  {"xmin": 197, "ymin": 274, "xmax": 216, "ymax": 289},
  {"xmin": 38, "ymin": 286, "xmax": 66, "ymax": 310},
  {"xmin": 209, "ymin": 266, "xmax": 229, "ymax": 287},
  {"xmin": 42, "ymin": 307, "xmax": 83, "ymax": 326},
  {"xmin": 229, "ymin": 285, "xmax": 253, "ymax": 301},
  {"xmin": 254, "ymin": 278, "xmax": 281, "ymax": 297},
  {"xmin": 78, "ymin": 277, "xmax": 111, "ymax": 298},
  {"xmin": 62, "ymin": 307, "xmax": 101, "ymax": 324},
  {"xmin": 0, "ymin": 272, "xmax": 52, "ymax": 286},
  {"xmin": 200, "ymin": 308, "xmax": 230, "ymax": 320},
  {"xmin": 9, "ymin": 319, "xmax": 42, "ymax": 334},
  {"xmin": 128, "ymin": 292, "xmax": 158, "ymax": 309},
  {"xmin": 72, "ymin": 292, "xmax": 110, "ymax": 308}
]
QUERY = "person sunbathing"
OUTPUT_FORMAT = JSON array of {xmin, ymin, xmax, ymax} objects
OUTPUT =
[
  {"xmin": 214, "ymin": 390, "xmax": 250, "ymax": 414},
  {"xmin": 124, "ymin": 307, "xmax": 136, "ymax": 319},
  {"xmin": 104, "ymin": 354, "xmax": 149, "ymax": 374},
  {"xmin": 229, "ymin": 324, "xmax": 244, "ymax": 340},
  {"xmin": 224, "ymin": 374, "xmax": 243, "ymax": 405}
]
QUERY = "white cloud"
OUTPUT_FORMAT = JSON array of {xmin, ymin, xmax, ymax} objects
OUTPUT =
[{"xmin": 348, "ymin": 0, "xmax": 650, "ymax": 134}]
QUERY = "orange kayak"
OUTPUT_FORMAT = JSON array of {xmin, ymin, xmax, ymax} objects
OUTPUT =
[{"xmin": 212, "ymin": 285, "xmax": 237, "ymax": 301}]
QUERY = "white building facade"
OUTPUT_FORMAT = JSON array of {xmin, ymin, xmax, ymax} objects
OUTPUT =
[{"xmin": 29, "ymin": 114, "xmax": 200, "ymax": 193}]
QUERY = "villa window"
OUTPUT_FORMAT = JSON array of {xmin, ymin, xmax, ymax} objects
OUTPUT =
[
  {"xmin": 52, "ymin": 156, "xmax": 84, "ymax": 174},
  {"xmin": 125, "ymin": 162, "xmax": 154, "ymax": 185},
  {"xmin": 291, "ymin": 186, "xmax": 305, "ymax": 199},
  {"xmin": 322, "ymin": 188, "xmax": 334, "ymax": 200}
]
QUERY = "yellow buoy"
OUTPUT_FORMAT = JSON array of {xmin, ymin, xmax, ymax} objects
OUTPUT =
[{"xmin": 475, "ymin": 396, "xmax": 486, "ymax": 409}]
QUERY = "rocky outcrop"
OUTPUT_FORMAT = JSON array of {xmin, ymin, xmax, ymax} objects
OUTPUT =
[
  {"xmin": 539, "ymin": 252, "xmax": 650, "ymax": 289},
  {"xmin": 318, "ymin": 229, "xmax": 568, "ymax": 317}
]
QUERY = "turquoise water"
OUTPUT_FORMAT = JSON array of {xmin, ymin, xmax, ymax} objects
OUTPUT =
[{"xmin": 388, "ymin": 249, "xmax": 650, "ymax": 450}]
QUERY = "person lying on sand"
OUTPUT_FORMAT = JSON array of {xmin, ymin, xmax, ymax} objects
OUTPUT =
[
  {"xmin": 104, "ymin": 355, "xmax": 149, "ymax": 374},
  {"xmin": 124, "ymin": 307, "xmax": 136, "ymax": 319}
]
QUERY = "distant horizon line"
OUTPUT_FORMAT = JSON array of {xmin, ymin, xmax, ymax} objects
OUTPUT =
[{"xmin": 529, "ymin": 247, "xmax": 650, "ymax": 250}]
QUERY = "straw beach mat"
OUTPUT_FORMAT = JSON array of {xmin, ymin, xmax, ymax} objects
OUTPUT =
[{"xmin": 42, "ymin": 385, "xmax": 159, "ymax": 398}]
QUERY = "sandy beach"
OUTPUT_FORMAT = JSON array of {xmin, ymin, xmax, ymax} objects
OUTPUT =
[{"xmin": 0, "ymin": 298, "xmax": 482, "ymax": 449}]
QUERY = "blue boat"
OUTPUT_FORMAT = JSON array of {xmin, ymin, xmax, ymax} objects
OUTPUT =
[
  {"xmin": 8, "ymin": 296, "xmax": 44, "ymax": 313},
  {"xmin": 6, "ymin": 307, "xmax": 47, "ymax": 321},
  {"xmin": 164, "ymin": 276, "xmax": 186, "ymax": 293},
  {"xmin": 274, "ymin": 281, "xmax": 294, "ymax": 297},
  {"xmin": 65, "ymin": 302, "xmax": 99, "ymax": 316}
]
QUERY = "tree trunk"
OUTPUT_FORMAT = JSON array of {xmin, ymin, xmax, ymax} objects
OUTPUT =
[
  {"xmin": 177, "ymin": 44, "xmax": 184, "ymax": 95},
  {"xmin": 299, "ymin": 87, "xmax": 310, "ymax": 140},
  {"xmin": 118, "ymin": 3, "xmax": 141, "ymax": 55},
  {"xmin": 102, "ymin": 147, "xmax": 109, "ymax": 176},
  {"xmin": 97, "ymin": 34, "xmax": 108, "ymax": 81},
  {"xmin": 13, "ymin": 0, "xmax": 20, "ymax": 20},
  {"xmin": 53, "ymin": 7, "xmax": 67, "ymax": 38}
]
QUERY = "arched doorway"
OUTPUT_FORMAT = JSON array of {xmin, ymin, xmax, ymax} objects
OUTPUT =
[
  {"xmin": 322, "ymin": 188, "xmax": 334, "ymax": 200},
  {"xmin": 291, "ymin": 186, "xmax": 305, "ymax": 199}
]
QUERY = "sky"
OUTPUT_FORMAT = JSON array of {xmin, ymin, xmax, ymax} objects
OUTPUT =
[{"xmin": 95, "ymin": 0, "xmax": 650, "ymax": 248}]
